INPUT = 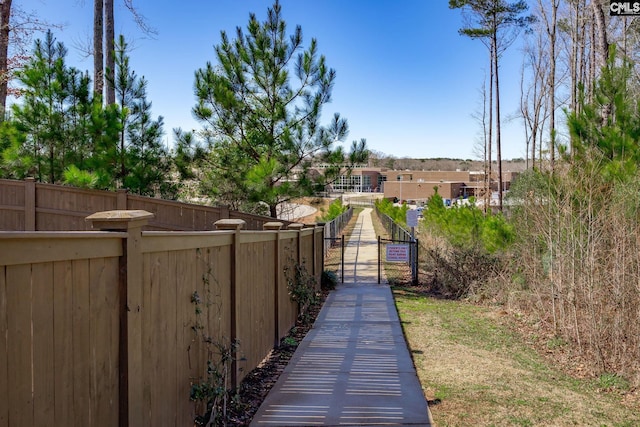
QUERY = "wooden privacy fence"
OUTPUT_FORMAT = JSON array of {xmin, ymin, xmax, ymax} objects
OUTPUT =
[
  {"xmin": 0, "ymin": 210, "xmax": 324, "ymax": 427},
  {"xmin": 0, "ymin": 178, "xmax": 292, "ymax": 232}
]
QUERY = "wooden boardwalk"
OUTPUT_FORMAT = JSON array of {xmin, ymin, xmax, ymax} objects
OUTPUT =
[{"xmin": 250, "ymin": 209, "xmax": 432, "ymax": 426}]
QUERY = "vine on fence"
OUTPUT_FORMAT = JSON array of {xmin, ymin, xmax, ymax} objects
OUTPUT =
[
  {"xmin": 189, "ymin": 248, "xmax": 244, "ymax": 427},
  {"xmin": 285, "ymin": 257, "xmax": 320, "ymax": 324}
]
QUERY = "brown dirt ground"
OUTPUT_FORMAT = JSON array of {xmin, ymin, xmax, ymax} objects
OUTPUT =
[{"xmin": 223, "ymin": 289, "xmax": 329, "ymax": 426}]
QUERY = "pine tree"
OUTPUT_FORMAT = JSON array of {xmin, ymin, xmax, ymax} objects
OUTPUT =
[
  {"xmin": 1, "ymin": 31, "xmax": 120, "ymax": 188},
  {"xmin": 111, "ymin": 34, "xmax": 143, "ymax": 185},
  {"xmin": 126, "ymin": 88, "xmax": 173, "ymax": 197},
  {"xmin": 193, "ymin": 0, "xmax": 367, "ymax": 217},
  {"xmin": 110, "ymin": 34, "xmax": 172, "ymax": 197},
  {"xmin": 8, "ymin": 31, "xmax": 70, "ymax": 182}
]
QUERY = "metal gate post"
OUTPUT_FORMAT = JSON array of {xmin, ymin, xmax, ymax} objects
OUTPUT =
[
  {"xmin": 377, "ymin": 235, "xmax": 381, "ymax": 284},
  {"xmin": 341, "ymin": 236, "xmax": 345, "ymax": 283}
]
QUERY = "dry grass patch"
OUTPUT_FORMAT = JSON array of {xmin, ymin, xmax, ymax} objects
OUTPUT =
[
  {"xmin": 370, "ymin": 202, "xmax": 639, "ymax": 426},
  {"xmin": 394, "ymin": 290, "xmax": 640, "ymax": 426}
]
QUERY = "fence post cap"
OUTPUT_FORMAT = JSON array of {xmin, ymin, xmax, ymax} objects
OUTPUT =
[
  {"xmin": 86, "ymin": 209, "xmax": 154, "ymax": 231},
  {"xmin": 263, "ymin": 222, "xmax": 284, "ymax": 230},
  {"xmin": 287, "ymin": 223, "xmax": 304, "ymax": 230},
  {"xmin": 214, "ymin": 218, "xmax": 246, "ymax": 230}
]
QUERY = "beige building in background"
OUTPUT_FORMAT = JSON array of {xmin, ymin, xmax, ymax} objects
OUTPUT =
[{"xmin": 325, "ymin": 167, "xmax": 520, "ymax": 204}]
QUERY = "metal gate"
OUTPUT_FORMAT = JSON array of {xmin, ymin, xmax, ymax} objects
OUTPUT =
[{"xmin": 377, "ymin": 236, "xmax": 419, "ymax": 285}]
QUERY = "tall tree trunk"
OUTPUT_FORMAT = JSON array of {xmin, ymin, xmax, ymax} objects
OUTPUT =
[
  {"xmin": 591, "ymin": 0, "xmax": 609, "ymax": 71},
  {"xmin": 547, "ymin": 0, "xmax": 558, "ymax": 171},
  {"xmin": 531, "ymin": 124, "xmax": 537, "ymax": 169},
  {"xmin": 486, "ymin": 39, "xmax": 494, "ymax": 214},
  {"xmin": 592, "ymin": 0, "xmax": 610, "ymax": 124},
  {"xmin": 569, "ymin": 0, "xmax": 581, "ymax": 155},
  {"xmin": 93, "ymin": 0, "xmax": 103, "ymax": 98},
  {"xmin": 519, "ymin": 66, "xmax": 529, "ymax": 169},
  {"xmin": 0, "ymin": 0, "xmax": 11, "ymax": 120},
  {"xmin": 105, "ymin": 0, "xmax": 115, "ymax": 105},
  {"xmin": 578, "ymin": 2, "xmax": 586, "ymax": 110},
  {"xmin": 588, "ymin": 8, "xmax": 596, "ymax": 104},
  {"xmin": 493, "ymin": 26, "xmax": 503, "ymax": 212},
  {"xmin": 523, "ymin": 31, "xmax": 545, "ymax": 171}
]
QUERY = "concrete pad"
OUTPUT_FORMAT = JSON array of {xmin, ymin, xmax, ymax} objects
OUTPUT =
[{"xmin": 250, "ymin": 209, "xmax": 431, "ymax": 426}]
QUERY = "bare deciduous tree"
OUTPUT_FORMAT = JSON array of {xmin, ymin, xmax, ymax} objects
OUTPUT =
[
  {"xmin": 539, "ymin": 0, "xmax": 559, "ymax": 169},
  {"xmin": 520, "ymin": 30, "xmax": 549, "ymax": 170},
  {"xmin": 0, "ymin": 2, "xmax": 58, "ymax": 117}
]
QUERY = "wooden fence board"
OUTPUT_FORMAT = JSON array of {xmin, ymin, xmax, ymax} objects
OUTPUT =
[
  {"xmin": 304, "ymin": 231, "xmax": 311, "ymax": 276},
  {"xmin": 32, "ymin": 263, "xmax": 55, "ymax": 426},
  {"xmin": 72, "ymin": 260, "xmax": 91, "ymax": 426},
  {"xmin": 0, "ymin": 267, "xmax": 8, "ymax": 427},
  {"xmin": 53, "ymin": 261, "xmax": 74, "ymax": 425},
  {"xmin": 141, "ymin": 232, "xmax": 233, "ymax": 253},
  {"xmin": 208, "ymin": 245, "xmax": 232, "ymax": 346},
  {"xmin": 166, "ymin": 251, "xmax": 179, "ymax": 425},
  {"xmin": 0, "ymin": 179, "xmax": 24, "ymax": 204},
  {"xmin": 89, "ymin": 257, "xmax": 119, "ymax": 426},
  {"xmin": 141, "ymin": 253, "xmax": 153, "ymax": 426},
  {"xmin": 278, "ymin": 236, "xmax": 298, "ymax": 337},
  {"xmin": 0, "ymin": 180, "xmax": 26, "ymax": 231},
  {"xmin": 6, "ymin": 264, "xmax": 34, "ymax": 426},
  {"xmin": 192, "ymin": 208, "xmax": 214, "ymax": 230},
  {"xmin": 36, "ymin": 184, "xmax": 112, "ymax": 231},
  {"xmin": 175, "ymin": 249, "xmax": 197, "ymax": 425},
  {"xmin": 150, "ymin": 250, "xmax": 168, "ymax": 425},
  {"xmin": 0, "ymin": 234, "xmax": 123, "ymax": 266},
  {"xmin": 237, "ymin": 241, "xmax": 276, "ymax": 379},
  {"xmin": 191, "ymin": 249, "xmax": 206, "ymax": 418}
]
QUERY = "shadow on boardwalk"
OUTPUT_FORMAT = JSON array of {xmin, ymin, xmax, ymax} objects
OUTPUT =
[{"xmin": 250, "ymin": 208, "xmax": 432, "ymax": 426}]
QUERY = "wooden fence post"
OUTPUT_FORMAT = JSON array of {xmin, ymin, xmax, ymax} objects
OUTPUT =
[
  {"xmin": 214, "ymin": 219, "xmax": 245, "ymax": 388},
  {"xmin": 86, "ymin": 209, "xmax": 154, "ymax": 427},
  {"xmin": 24, "ymin": 178, "xmax": 35, "ymax": 231}
]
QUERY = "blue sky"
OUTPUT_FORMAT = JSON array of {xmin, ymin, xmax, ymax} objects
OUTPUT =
[{"xmin": 22, "ymin": 0, "xmax": 531, "ymax": 160}]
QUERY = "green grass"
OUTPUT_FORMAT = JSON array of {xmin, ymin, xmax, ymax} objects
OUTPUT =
[{"xmin": 392, "ymin": 287, "xmax": 640, "ymax": 426}]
